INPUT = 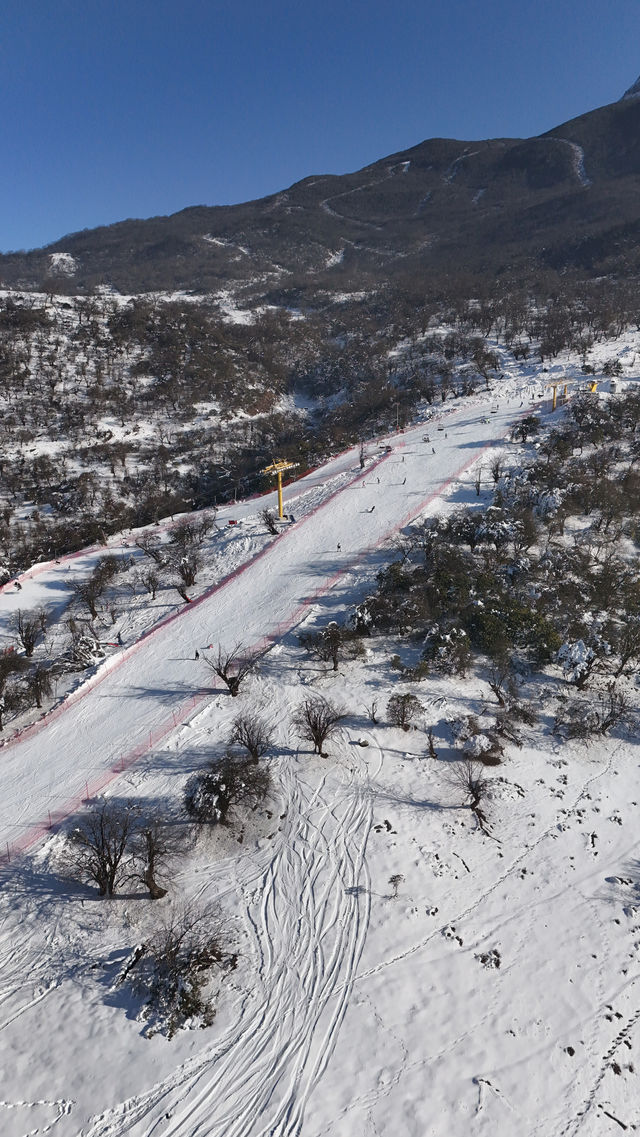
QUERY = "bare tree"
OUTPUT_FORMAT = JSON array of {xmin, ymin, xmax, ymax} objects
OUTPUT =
[
  {"xmin": 71, "ymin": 576, "xmax": 104, "ymax": 621},
  {"xmin": 489, "ymin": 455, "xmax": 503, "ymax": 484},
  {"xmin": 13, "ymin": 608, "xmax": 47, "ymax": 657},
  {"xmin": 138, "ymin": 568, "xmax": 159, "ymax": 599},
  {"xmin": 0, "ymin": 649, "xmax": 28, "ymax": 731},
  {"xmin": 25, "ymin": 663, "xmax": 54, "ymax": 709},
  {"xmin": 364, "ymin": 699, "xmax": 379, "ymax": 724},
  {"xmin": 450, "ymin": 759, "xmax": 492, "ymax": 834},
  {"xmin": 299, "ymin": 621, "xmax": 364, "ymax": 672},
  {"xmin": 388, "ymin": 873, "xmax": 404, "ymax": 899},
  {"xmin": 202, "ymin": 643, "xmax": 268, "ymax": 697},
  {"xmin": 68, "ymin": 802, "xmax": 134, "ymax": 896},
  {"xmin": 132, "ymin": 818, "xmax": 187, "ymax": 899},
  {"xmin": 427, "ymin": 727, "xmax": 438, "ymax": 758},
  {"xmin": 135, "ymin": 534, "xmax": 167, "ymax": 566},
  {"xmin": 292, "ymin": 695, "xmax": 345, "ymax": 756},
  {"xmin": 176, "ymin": 552, "xmax": 201, "ymax": 588},
  {"xmin": 261, "ymin": 508, "xmax": 279, "ymax": 535},
  {"xmin": 229, "ymin": 712, "xmax": 274, "ymax": 761},
  {"xmin": 487, "ymin": 660, "xmax": 514, "ymax": 707}
]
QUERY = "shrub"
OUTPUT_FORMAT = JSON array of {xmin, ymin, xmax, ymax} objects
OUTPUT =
[
  {"xmin": 184, "ymin": 754, "xmax": 271, "ymax": 825},
  {"xmin": 421, "ymin": 624, "xmax": 471, "ymax": 676},
  {"xmin": 121, "ymin": 905, "xmax": 231, "ymax": 1038},
  {"xmin": 387, "ymin": 692, "xmax": 422, "ymax": 730}
]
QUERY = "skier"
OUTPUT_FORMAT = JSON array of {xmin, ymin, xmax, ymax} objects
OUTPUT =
[
  {"xmin": 402, "ymin": 477, "xmax": 406, "ymax": 485},
  {"xmin": 337, "ymin": 543, "xmax": 341, "ymax": 551},
  {"xmin": 195, "ymin": 649, "xmax": 200, "ymax": 660},
  {"xmin": 432, "ymin": 447, "xmax": 436, "ymax": 454},
  {"xmin": 117, "ymin": 630, "xmax": 123, "ymax": 646},
  {"xmin": 13, "ymin": 580, "xmax": 21, "ymax": 591}
]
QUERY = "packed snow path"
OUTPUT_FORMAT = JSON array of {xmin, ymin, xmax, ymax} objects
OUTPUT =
[
  {"xmin": 0, "ymin": 397, "xmax": 529, "ymax": 859},
  {"xmin": 85, "ymin": 742, "xmax": 377, "ymax": 1137}
]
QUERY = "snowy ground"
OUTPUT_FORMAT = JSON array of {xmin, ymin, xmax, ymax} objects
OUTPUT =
[{"xmin": 1, "ymin": 353, "xmax": 639, "ymax": 1137}]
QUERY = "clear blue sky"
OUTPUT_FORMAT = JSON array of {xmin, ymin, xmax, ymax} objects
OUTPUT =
[{"xmin": 1, "ymin": 0, "xmax": 638, "ymax": 252}]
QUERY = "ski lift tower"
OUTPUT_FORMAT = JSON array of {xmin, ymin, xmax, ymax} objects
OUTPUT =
[
  {"xmin": 547, "ymin": 380, "xmax": 570, "ymax": 411},
  {"xmin": 262, "ymin": 459, "xmax": 299, "ymax": 520}
]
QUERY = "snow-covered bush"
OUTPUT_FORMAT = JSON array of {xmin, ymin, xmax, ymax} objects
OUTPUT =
[
  {"xmin": 553, "ymin": 684, "xmax": 632, "ymax": 740},
  {"xmin": 121, "ymin": 905, "xmax": 232, "ymax": 1038},
  {"xmin": 183, "ymin": 754, "xmax": 271, "ymax": 826},
  {"xmin": 421, "ymin": 624, "xmax": 471, "ymax": 676},
  {"xmin": 555, "ymin": 638, "xmax": 610, "ymax": 689},
  {"xmin": 66, "ymin": 633, "xmax": 105, "ymax": 671},
  {"xmin": 387, "ymin": 692, "xmax": 422, "ymax": 731}
]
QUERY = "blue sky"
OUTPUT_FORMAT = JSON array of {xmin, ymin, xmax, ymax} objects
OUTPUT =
[{"xmin": 1, "ymin": 0, "xmax": 638, "ymax": 252}]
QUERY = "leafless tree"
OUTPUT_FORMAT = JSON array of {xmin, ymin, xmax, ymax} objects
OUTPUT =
[
  {"xmin": 138, "ymin": 568, "xmax": 159, "ymax": 599},
  {"xmin": 388, "ymin": 873, "xmax": 404, "ymax": 899},
  {"xmin": 0, "ymin": 649, "xmax": 28, "ymax": 731},
  {"xmin": 292, "ymin": 695, "xmax": 345, "ymax": 756},
  {"xmin": 299, "ymin": 621, "xmax": 364, "ymax": 672},
  {"xmin": 427, "ymin": 727, "xmax": 438, "ymax": 758},
  {"xmin": 364, "ymin": 699, "xmax": 379, "ymax": 724},
  {"xmin": 71, "ymin": 576, "xmax": 104, "ymax": 621},
  {"xmin": 13, "ymin": 608, "xmax": 47, "ymax": 657},
  {"xmin": 261, "ymin": 508, "xmax": 279, "ymax": 535},
  {"xmin": 25, "ymin": 663, "xmax": 54, "ymax": 709},
  {"xmin": 132, "ymin": 818, "xmax": 187, "ymax": 899},
  {"xmin": 67, "ymin": 802, "xmax": 134, "ymax": 896},
  {"xmin": 135, "ymin": 534, "xmax": 167, "ymax": 566},
  {"xmin": 489, "ymin": 455, "xmax": 503, "ymax": 484},
  {"xmin": 487, "ymin": 660, "xmax": 514, "ymax": 707},
  {"xmin": 176, "ymin": 552, "xmax": 201, "ymax": 588},
  {"xmin": 229, "ymin": 712, "xmax": 274, "ymax": 762},
  {"xmin": 450, "ymin": 759, "xmax": 492, "ymax": 834},
  {"xmin": 202, "ymin": 642, "xmax": 268, "ymax": 696}
]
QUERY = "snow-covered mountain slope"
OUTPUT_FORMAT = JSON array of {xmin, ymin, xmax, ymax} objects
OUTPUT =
[{"xmin": 0, "ymin": 355, "xmax": 639, "ymax": 1137}]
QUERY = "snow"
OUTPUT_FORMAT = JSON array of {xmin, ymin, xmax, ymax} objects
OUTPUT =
[
  {"xmin": 49, "ymin": 252, "xmax": 78, "ymax": 276},
  {"xmin": 0, "ymin": 359, "xmax": 639, "ymax": 1136},
  {"xmin": 556, "ymin": 138, "xmax": 592, "ymax": 188},
  {"xmin": 324, "ymin": 249, "xmax": 345, "ymax": 268}
]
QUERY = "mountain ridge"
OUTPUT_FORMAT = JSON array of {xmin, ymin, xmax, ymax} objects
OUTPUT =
[{"xmin": 3, "ymin": 90, "xmax": 640, "ymax": 295}]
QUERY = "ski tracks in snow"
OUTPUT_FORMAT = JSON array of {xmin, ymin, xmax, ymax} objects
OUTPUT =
[{"xmin": 85, "ymin": 743, "xmax": 374, "ymax": 1137}]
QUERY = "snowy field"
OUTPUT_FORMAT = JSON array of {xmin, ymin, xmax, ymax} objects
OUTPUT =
[{"xmin": 0, "ymin": 346, "xmax": 639, "ymax": 1137}]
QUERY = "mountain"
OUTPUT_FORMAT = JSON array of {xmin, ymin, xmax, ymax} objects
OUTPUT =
[
  {"xmin": 4, "ymin": 90, "xmax": 640, "ymax": 296},
  {"xmin": 621, "ymin": 74, "xmax": 640, "ymax": 99}
]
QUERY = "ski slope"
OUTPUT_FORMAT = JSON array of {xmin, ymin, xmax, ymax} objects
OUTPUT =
[
  {"xmin": 3, "ymin": 360, "xmax": 640, "ymax": 1137},
  {"xmin": 0, "ymin": 396, "xmax": 522, "ymax": 859}
]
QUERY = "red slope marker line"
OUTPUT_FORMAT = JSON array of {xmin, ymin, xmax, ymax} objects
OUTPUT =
[
  {"xmin": 0, "ymin": 435, "xmax": 499, "ymax": 867},
  {"xmin": 1, "ymin": 447, "xmax": 402, "ymax": 863},
  {"xmin": 0, "ymin": 424, "xmax": 412, "ymax": 595},
  {"xmin": 0, "ymin": 448, "xmax": 395, "ymax": 757}
]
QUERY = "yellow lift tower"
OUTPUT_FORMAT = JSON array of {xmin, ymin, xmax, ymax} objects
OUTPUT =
[
  {"xmin": 261, "ymin": 459, "xmax": 299, "ymax": 519},
  {"xmin": 547, "ymin": 380, "xmax": 570, "ymax": 411}
]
